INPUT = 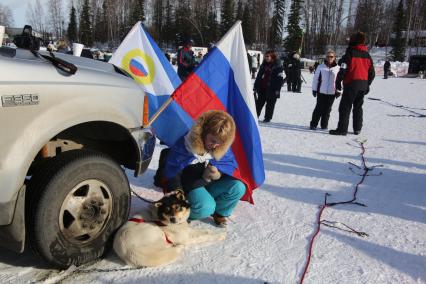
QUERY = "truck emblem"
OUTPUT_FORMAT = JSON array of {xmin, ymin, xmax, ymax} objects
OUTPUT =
[{"xmin": 1, "ymin": 94, "xmax": 39, "ymax": 107}]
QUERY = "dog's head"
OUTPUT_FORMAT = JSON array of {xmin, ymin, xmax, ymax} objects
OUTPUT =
[{"xmin": 154, "ymin": 190, "xmax": 190, "ymax": 225}]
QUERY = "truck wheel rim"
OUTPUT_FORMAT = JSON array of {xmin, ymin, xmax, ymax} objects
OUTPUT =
[{"xmin": 59, "ymin": 179, "xmax": 113, "ymax": 244}]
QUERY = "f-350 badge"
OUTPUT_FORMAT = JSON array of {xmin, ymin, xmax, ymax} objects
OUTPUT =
[{"xmin": 1, "ymin": 94, "xmax": 39, "ymax": 107}]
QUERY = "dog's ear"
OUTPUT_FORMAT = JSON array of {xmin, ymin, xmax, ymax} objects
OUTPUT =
[
  {"xmin": 154, "ymin": 202, "xmax": 162, "ymax": 208},
  {"xmin": 176, "ymin": 189, "xmax": 185, "ymax": 200}
]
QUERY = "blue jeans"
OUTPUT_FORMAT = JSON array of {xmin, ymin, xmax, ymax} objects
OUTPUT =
[{"xmin": 187, "ymin": 176, "xmax": 245, "ymax": 220}]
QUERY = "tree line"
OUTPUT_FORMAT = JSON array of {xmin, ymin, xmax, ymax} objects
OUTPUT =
[
  {"xmin": 0, "ymin": 0, "xmax": 424, "ymax": 60},
  {"xmin": 0, "ymin": 3, "xmax": 14, "ymax": 27}
]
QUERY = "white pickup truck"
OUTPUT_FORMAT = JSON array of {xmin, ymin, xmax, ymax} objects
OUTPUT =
[{"xmin": 0, "ymin": 46, "xmax": 156, "ymax": 268}]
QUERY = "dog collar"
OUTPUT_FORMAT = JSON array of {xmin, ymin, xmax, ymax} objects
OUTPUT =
[
  {"xmin": 128, "ymin": 218, "xmax": 173, "ymax": 245},
  {"xmin": 129, "ymin": 217, "xmax": 145, "ymax": 223}
]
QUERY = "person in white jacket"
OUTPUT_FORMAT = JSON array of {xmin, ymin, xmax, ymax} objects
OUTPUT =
[{"xmin": 310, "ymin": 50, "xmax": 341, "ymax": 130}]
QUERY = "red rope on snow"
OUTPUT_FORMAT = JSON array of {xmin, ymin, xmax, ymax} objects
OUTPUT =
[
  {"xmin": 299, "ymin": 140, "xmax": 382, "ymax": 284},
  {"xmin": 299, "ymin": 194, "xmax": 329, "ymax": 284}
]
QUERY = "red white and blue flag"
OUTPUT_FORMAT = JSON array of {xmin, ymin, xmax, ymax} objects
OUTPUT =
[{"xmin": 171, "ymin": 21, "xmax": 265, "ymax": 202}]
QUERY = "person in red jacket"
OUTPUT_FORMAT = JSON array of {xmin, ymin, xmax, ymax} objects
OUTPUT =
[{"xmin": 330, "ymin": 32, "xmax": 375, "ymax": 136}]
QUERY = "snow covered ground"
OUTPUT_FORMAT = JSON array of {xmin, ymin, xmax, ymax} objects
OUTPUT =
[{"xmin": 0, "ymin": 72, "xmax": 425, "ymax": 284}]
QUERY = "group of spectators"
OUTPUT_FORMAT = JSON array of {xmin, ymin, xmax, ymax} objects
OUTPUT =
[{"xmin": 252, "ymin": 31, "xmax": 375, "ymax": 137}]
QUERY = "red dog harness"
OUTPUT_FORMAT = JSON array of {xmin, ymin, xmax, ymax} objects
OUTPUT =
[{"xmin": 129, "ymin": 218, "xmax": 173, "ymax": 245}]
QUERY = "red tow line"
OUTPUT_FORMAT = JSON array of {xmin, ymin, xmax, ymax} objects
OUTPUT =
[{"xmin": 299, "ymin": 141, "xmax": 382, "ymax": 283}]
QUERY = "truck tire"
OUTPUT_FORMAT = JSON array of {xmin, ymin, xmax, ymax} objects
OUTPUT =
[{"xmin": 27, "ymin": 150, "xmax": 130, "ymax": 268}]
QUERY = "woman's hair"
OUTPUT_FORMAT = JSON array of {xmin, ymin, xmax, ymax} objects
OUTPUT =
[
  {"xmin": 326, "ymin": 49, "xmax": 335, "ymax": 56},
  {"xmin": 201, "ymin": 110, "xmax": 235, "ymax": 143},
  {"xmin": 188, "ymin": 110, "xmax": 236, "ymax": 159},
  {"xmin": 265, "ymin": 50, "xmax": 278, "ymax": 61},
  {"xmin": 188, "ymin": 110, "xmax": 235, "ymax": 160}
]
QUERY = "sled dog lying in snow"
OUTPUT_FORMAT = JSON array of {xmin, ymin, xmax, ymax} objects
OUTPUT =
[{"xmin": 113, "ymin": 190, "xmax": 227, "ymax": 267}]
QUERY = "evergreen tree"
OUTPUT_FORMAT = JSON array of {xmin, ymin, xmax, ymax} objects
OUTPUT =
[
  {"xmin": 67, "ymin": 5, "xmax": 77, "ymax": 43},
  {"xmin": 390, "ymin": 0, "xmax": 406, "ymax": 61},
  {"xmin": 130, "ymin": 0, "xmax": 145, "ymax": 26},
  {"xmin": 153, "ymin": 0, "xmax": 164, "ymax": 44},
  {"xmin": 163, "ymin": 0, "xmax": 174, "ymax": 47},
  {"xmin": 174, "ymin": 0, "xmax": 192, "ymax": 46},
  {"xmin": 284, "ymin": 0, "xmax": 303, "ymax": 53},
  {"xmin": 221, "ymin": 0, "xmax": 235, "ymax": 36},
  {"xmin": 268, "ymin": 0, "xmax": 285, "ymax": 48},
  {"xmin": 353, "ymin": 0, "xmax": 370, "ymax": 36},
  {"xmin": 94, "ymin": 0, "xmax": 107, "ymax": 43},
  {"xmin": 242, "ymin": 2, "xmax": 254, "ymax": 45},
  {"xmin": 205, "ymin": 8, "xmax": 219, "ymax": 44},
  {"xmin": 235, "ymin": 0, "xmax": 243, "ymax": 21},
  {"xmin": 79, "ymin": 0, "xmax": 93, "ymax": 46}
]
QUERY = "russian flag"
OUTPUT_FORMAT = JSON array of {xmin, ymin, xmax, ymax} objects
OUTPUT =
[
  {"xmin": 171, "ymin": 21, "xmax": 265, "ymax": 202},
  {"xmin": 109, "ymin": 22, "xmax": 193, "ymax": 146}
]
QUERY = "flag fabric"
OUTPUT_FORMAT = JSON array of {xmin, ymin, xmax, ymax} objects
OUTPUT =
[
  {"xmin": 109, "ymin": 22, "xmax": 193, "ymax": 146},
  {"xmin": 170, "ymin": 21, "xmax": 265, "ymax": 203}
]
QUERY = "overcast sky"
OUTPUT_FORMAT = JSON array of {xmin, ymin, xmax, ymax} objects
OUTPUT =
[{"xmin": 2, "ymin": 0, "xmax": 35, "ymax": 27}]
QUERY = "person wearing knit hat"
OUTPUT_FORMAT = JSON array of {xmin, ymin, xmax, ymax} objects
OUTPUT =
[{"xmin": 329, "ymin": 32, "xmax": 375, "ymax": 136}]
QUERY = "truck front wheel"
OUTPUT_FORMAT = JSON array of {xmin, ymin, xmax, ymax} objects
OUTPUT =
[{"xmin": 27, "ymin": 150, "xmax": 130, "ymax": 268}]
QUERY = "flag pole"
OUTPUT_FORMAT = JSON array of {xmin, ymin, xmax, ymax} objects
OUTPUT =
[{"xmin": 144, "ymin": 95, "xmax": 174, "ymax": 128}]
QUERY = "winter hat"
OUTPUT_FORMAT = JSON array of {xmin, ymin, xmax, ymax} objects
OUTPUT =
[
  {"xmin": 184, "ymin": 38, "xmax": 194, "ymax": 46},
  {"xmin": 349, "ymin": 32, "xmax": 366, "ymax": 46}
]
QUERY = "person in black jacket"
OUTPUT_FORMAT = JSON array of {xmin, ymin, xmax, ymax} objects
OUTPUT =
[
  {"xmin": 384, "ymin": 59, "xmax": 391, "ymax": 79},
  {"xmin": 288, "ymin": 52, "xmax": 302, "ymax": 93},
  {"xmin": 253, "ymin": 50, "xmax": 285, "ymax": 123},
  {"xmin": 330, "ymin": 32, "xmax": 375, "ymax": 136},
  {"xmin": 282, "ymin": 55, "xmax": 291, "ymax": 91}
]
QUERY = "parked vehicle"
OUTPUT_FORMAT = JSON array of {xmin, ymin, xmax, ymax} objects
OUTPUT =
[{"xmin": 0, "ymin": 46, "xmax": 156, "ymax": 268}]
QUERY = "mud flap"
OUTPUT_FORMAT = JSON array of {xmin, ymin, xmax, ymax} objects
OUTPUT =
[{"xmin": 0, "ymin": 185, "xmax": 25, "ymax": 253}]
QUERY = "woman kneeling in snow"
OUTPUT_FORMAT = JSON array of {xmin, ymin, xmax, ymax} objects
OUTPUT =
[{"xmin": 158, "ymin": 110, "xmax": 245, "ymax": 227}]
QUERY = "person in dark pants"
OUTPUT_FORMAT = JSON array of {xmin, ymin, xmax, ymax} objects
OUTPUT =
[
  {"xmin": 282, "ymin": 55, "xmax": 291, "ymax": 91},
  {"xmin": 253, "ymin": 50, "xmax": 285, "ymax": 123},
  {"xmin": 247, "ymin": 52, "xmax": 253, "ymax": 72},
  {"xmin": 288, "ymin": 53, "xmax": 302, "ymax": 93},
  {"xmin": 177, "ymin": 39, "xmax": 196, "ymax": 81},
  {"xmin": 384, "ymin": 59, "xmax": 391, "ymax": 79},
  {"xmin": 310, "ymin": 50, "xmax": 341, "ymax": 130},
  {"xmin": 330, "ymin": 32, "xmax": 375, "ymax": 136}
]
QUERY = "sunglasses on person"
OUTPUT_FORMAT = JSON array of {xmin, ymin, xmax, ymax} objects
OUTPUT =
[{"xmin": 326, "ymin": 55, "xmax": 335, "ymax": 58}]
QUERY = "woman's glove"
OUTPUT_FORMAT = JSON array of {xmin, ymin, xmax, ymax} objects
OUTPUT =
[
  {"xmin": 202, "ymin": 165, "xmax": 221, "ymax": 182},
  {"xmin": 335, "ymin": 90, "xmax": 342, "ymax": 99},
  {"xmin": 312, "ymin": 91, "xmax": 317, "ymax": 97},
  {"xmin": 275, "ymin": 90, "xmax": 281, "ymax": 98}
]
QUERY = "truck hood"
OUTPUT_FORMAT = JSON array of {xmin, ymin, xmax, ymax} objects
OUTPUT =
[{"xmin": 0, "ymin": 47, "xmax": 139, "ymax": 90}]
